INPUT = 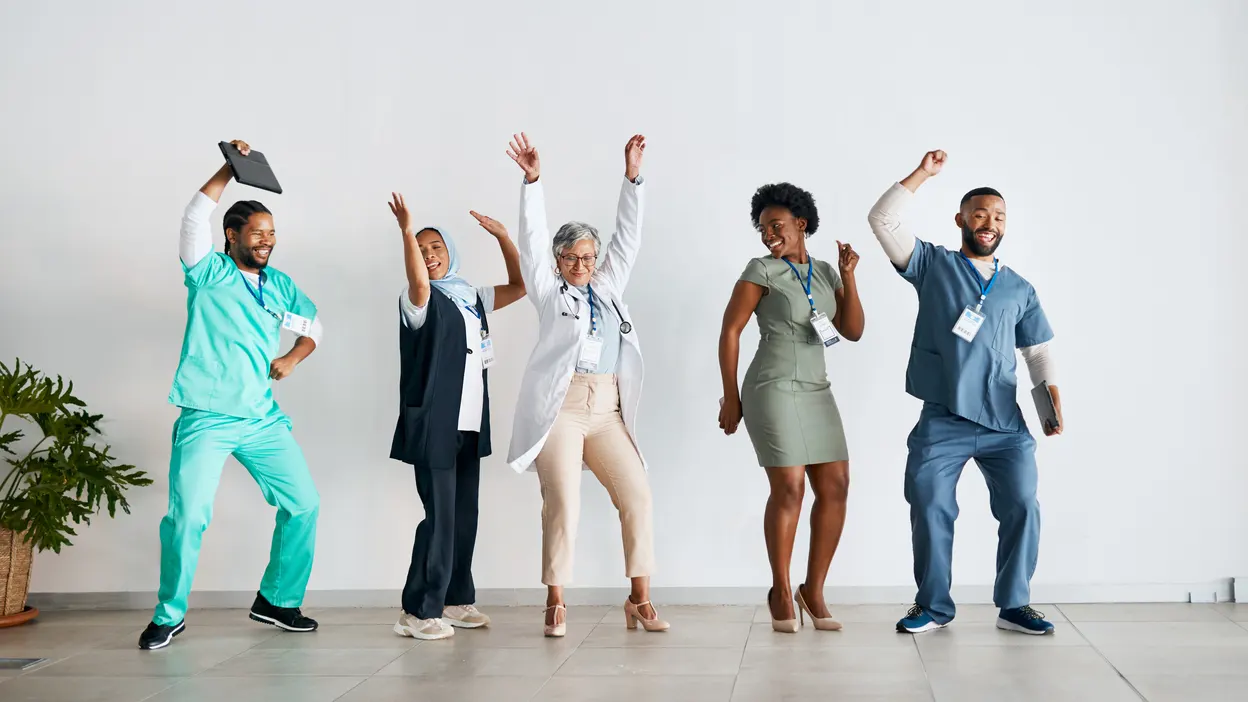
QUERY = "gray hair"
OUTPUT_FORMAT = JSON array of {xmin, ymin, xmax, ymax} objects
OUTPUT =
[{"xmin": 552, "ymin": 221, "xmax": 601, "ymax": 260}]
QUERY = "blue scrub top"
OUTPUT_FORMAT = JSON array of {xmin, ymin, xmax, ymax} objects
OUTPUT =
[
  {"xmin": 899, "ymin": 239, "xmax": 1053, "ymax": 433},
  {"xmin": 169, "ymin": 252, "xmax": 318, "ymax": 419}
]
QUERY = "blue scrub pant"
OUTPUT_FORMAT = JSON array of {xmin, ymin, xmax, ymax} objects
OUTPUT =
[
  {"xmin": 153, "ymin": 408, "xmax": 320, "ymax": 626},
  {"xmin": 905, "ymin": 403, "xmax": 1039, "ymax": 624}
]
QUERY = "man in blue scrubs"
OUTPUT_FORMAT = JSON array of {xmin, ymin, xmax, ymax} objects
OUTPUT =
[
  {"xmin": 868, "ymin": 150, "xmax": 1065, "ymax": 635},
  {"xmin": 139, "ymin": 140, "xmax": 324, "ymax": 650}
]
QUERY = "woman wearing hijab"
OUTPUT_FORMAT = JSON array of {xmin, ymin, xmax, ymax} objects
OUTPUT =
[
  {"xmin": 504, "ymin": 132, "xmax": 668, "ymax": 638},
  {"xmin": 387, "ymin": 193, "xmax": 526, "ymax": 641}
]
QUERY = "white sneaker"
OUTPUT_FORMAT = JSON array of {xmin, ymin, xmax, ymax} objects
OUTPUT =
[
  {"xmin": 443, "ymin": 605, "xmax": 491, "ymax": 629},
  {"xmin": 393, "ymin": 612, "xmax": 454, "ymax": 640}
]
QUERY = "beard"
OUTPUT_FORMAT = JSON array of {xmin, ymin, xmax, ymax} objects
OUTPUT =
[
  {"xmin": 238, "ymin": 246, "xmax": 270, "ymax": 270},
  {"xmin": 961, "ymin": 225, "xmax": 1002, "ymax": 257}
]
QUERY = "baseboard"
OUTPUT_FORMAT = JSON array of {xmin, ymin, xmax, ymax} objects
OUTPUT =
[{"xmin": 27, "ymin": 580, "xmax": 1236, "ymax": 611}]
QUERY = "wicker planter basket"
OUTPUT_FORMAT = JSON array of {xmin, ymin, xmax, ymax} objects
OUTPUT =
[{"xmin": 0, "ymin": 527, "xmax": 38, "ymax": 626}]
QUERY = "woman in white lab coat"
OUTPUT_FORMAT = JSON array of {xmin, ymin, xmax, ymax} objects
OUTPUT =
[{"xmin": 504, "ymin": 133, "xmax": 668, "ymax": 637}]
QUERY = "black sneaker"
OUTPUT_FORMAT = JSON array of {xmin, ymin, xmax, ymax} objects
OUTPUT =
[
  {"xmin": 138, "ymin": 620, "xmax": 185, "ymax": 650},
  {"xmin": 248, "ymin": 592, "xmax": 318, "ymax": 632}
]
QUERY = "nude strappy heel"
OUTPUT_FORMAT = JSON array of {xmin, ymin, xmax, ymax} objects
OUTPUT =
[
  {"xmin": 624, "ymin": 598, "xmax": 670, "ymax": 632},
  {"xmin": 544, "ymin": 604, "xmax": 567, "ymax": 638},
  {"xmin": 795, "ymin": 584, "xmax": 843, "ymax": 631}
]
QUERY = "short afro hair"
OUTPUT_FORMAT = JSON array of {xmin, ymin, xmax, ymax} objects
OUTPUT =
[
  {"xmin": 751, "ymin": 183, "xmax": 819, "ymax": 237},
  {"xmin": 960, "ymin": 187, "xmax": 1004, "ymax": 207}
]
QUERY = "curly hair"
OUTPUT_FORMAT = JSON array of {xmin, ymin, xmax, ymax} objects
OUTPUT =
[{"xmin": 750, "ymin": 183, "xmax": 818, "ymax": 237}]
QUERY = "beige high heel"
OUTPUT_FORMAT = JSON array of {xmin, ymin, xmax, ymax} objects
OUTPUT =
[
  {"xmin": 544, "ymin": 604, "xmax": 567, "ymax": 638},
  {"xmin": 624, "ymin": 598, "xmax": 670, "ymax": 632},
  {"xmin": 768, "ymin": 587, "xmax": 800, "ymax": 633},
  {"xmin": 795, "ymin": 585, "xmax": 843, "ymax": 631}
]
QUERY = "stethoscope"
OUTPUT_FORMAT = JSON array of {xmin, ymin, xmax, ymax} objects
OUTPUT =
[{"xmin": 559, "ymin": 282, "xmax": 632, "ymax": 334}]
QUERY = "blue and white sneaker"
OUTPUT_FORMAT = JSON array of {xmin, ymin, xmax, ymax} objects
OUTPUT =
[
  {"xmin": 896, "ymin": 604, "xmax": 949, "ymax": 634},
  {"xmin": 996, "ymin": 606, "xmax": 1055, "ymax": 635}
]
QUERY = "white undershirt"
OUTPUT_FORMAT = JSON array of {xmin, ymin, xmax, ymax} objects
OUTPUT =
[
  {"xmin": 868, "ymin": 183, "xmax": 1054, "ymax": 387},
  {"xmin": 178, "ymin": 191, "xmax": 324, "ymax": 346},
  {"xmin": 400, "ymin": 286, "xmax": 496, "ymax": 433}
]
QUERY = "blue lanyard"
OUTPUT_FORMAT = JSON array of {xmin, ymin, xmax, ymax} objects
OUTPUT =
[
  {"xmin": 462, "ymin": 303, "xmax": 481, "ymax": 320},
  {"xmin": 587, "ymin": 284, "xmax": 598, "ymax": 335},
  {"xmin": 239, "ymin": 270, "xmax": 281, "ymax": 321},
  {"xmin": 958, "ymin": 253, "xmax": 999, "ymax": 311},
  {"xmin": 783, "ymin": 258, "xmax": 817, "ymax": 313}
]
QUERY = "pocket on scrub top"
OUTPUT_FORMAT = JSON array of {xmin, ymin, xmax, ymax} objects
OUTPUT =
[{"xmin": 906, "ymin": 347, "xmax": 945, "ymax": 400}]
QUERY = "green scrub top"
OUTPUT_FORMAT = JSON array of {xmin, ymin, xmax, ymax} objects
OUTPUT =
[{"xmin": 169, "ymin": 252, "xmax": 318, "ymax": 419}]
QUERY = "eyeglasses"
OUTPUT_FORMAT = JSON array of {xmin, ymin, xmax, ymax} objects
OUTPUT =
[{"xmin": 559, "ymin": 254, "xmax": 598, "ymax": 268}]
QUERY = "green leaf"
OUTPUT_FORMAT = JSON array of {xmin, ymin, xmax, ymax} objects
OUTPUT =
[{"xmin": 0, "ymin": 359, "xmax": 150, "ymax": 552}]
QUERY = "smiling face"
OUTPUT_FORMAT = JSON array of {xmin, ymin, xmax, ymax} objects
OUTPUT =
[
  {"xmin": 557, "ymin": 239, "xmax": 598, "ymax": 287},
  {"xmin": 226, "ymin": 213, "xmax": 276, "ymax": 271},
  {"xmin": 416, "ymin": 229, "xmax": 451, "ymax": 280},
  {"xmin": 956, "ymin": 195, "xmax": 1007, "ymax": 258},
  {"xmin": 757, "ymin": 205, "xmax": 807, "ymax": 259}
]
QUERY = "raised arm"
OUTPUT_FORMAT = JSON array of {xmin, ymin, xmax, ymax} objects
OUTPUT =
[
  {"xmin": 508, "ymin": 132, "xmax": 558, "ymax": 302},
  {"xmin": 596, "ymin": 135, "xmax": 647, "ymax": 294},
  {"xmin": 180, "ymin": 139, "xmax": 249, "ymax": 267},
  {"xmin": 388, "ymin": 192, "xmax": 431, "ymax": 309},
  {"xmin": 831, "ymin": 241, "xmax": 865, "ymax": 341},
  {"xmin": 718, "ymin": 280, "xmax": 765, "ymax": 435},
  {"xmin": 868, "ymin": 150, "xmax": 945, "ymax": 270},
  {"xmin": 470, "ymin": 211, "xmax": 526, "ymax": 310}
]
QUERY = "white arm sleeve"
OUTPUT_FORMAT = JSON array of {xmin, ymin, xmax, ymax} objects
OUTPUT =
[
  {"xmin": 400, "ymin": 287, "xmax": 429, "ymax": 330},
  {"xmin": 1019, "ymin": 341, "xmax": 1056, "ymax": 387},
  {"xmin": 305, "ymin": 317, "xmax": 324, "ymax": 347},
  {"xmin": 867, "ymin": 182, "xmax": 919, "ymax": 269},
  {"xmin": 180, "ymin": 191, "xmax": 216, "ymax": 267}
]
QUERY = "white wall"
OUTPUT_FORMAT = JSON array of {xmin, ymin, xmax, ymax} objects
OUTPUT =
[{"xmin": 2, "ymin": 0, "xmax": 1244, "ymax": 599}]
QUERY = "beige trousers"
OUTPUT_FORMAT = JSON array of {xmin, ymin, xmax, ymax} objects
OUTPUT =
[{"xmin": 535, "ymin": 373, "xmax": 654, "ymax": 586}]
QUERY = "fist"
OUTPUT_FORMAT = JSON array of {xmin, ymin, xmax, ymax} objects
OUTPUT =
[
  {"xmin": 836, "ymin": 240, "xmax": 860, "ymax": 275},
  {"xmin": 718, "ymin": 396, "xmax": 742, "ymax": 435},
  {"xmin": 920, "ymin": 150, "xmax": 946, "ymax": 176},
  {"xmin": 270, "ymin": 356, "xmax": 297, "ymax": 381}
]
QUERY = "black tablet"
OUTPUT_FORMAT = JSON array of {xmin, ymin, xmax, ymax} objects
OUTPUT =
[
  {"xmin": 1031, "ymin": 381, "xmax": 1060, "ymax": 433},
  {"xmin": 219, "ymin": 141, "xmax": 283, "ymax": 194}
]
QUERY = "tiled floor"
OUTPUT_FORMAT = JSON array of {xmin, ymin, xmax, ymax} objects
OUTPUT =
[{"xmin": 0, "ymin": 603, "xmax": 1245, "ymax": 701}]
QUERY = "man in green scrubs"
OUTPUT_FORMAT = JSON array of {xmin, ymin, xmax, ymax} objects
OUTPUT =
[{"xmin": 140, "ymin": 140, "xmax": 323, "ymax": 650}]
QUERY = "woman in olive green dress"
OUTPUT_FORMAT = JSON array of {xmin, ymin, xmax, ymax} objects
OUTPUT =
[{"xmin": 718, "ymin": 183, "xmax": 865, "ymax": 633}]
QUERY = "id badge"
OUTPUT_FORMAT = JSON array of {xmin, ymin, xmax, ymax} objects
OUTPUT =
[
  {"xmin": 479, "ymin": 334, "xmax": 496, "ymax": 369},
  {"xmin": 952, "ymin": 306, "xmax": 986, "ymax": 342},
  {"xmin": 577, "ymin": 335, "xmax": 604, "ymax": 372},
  {"xmin": 282, "ymin": 312, "xmax": 312, "ymax": 336},
  {"xmin": 811, "ymin": 311, "xmax": 840, "ymax": 347}
]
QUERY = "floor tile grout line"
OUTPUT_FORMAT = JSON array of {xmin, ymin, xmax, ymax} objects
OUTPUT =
[
  {"xmin": 908, "ymin": 633, "xmax": 939, "ymax": 702},
  {"xmin": 726, "ymin": 620, "xmax": 757, "ymax": 701},
  {"xmin": 330, "ymin": 676, "xmax": 372, "ymax": 702},
  {"xmin": 1062, "ymin": 617, "xmax": 1149, "ymax": 701},
  {"xmin": 529, "ymin": 620, "xmax": 590, "ymax": 701},
  {"xmin": 132, "ymin": 678, "xmax": 185, "ymax": 702}
]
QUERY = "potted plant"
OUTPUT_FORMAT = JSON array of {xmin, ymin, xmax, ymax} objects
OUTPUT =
[{"xmin": 0, "ymin": 359, "xmax": 152, "ymax": 627}]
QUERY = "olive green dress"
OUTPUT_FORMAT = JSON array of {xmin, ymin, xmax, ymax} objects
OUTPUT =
[{"xmin": 739, "ymin": 256, "xmax": 849, "ymax": 467}]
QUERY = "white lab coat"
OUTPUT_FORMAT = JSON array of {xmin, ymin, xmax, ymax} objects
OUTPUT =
[{"xmin": 506, "ymin": 177, "xmax": 647, "ymax": 473}]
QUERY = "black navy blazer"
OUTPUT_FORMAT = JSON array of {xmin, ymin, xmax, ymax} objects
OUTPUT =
[{"xmin": 390, "ymin": 289, "xmax": 492, "ymax": 468}]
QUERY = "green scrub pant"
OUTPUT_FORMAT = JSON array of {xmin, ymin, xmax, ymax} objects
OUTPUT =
[{"xmin": 153, "ymin": 408, "xmax": 320, "ymax": 626}]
